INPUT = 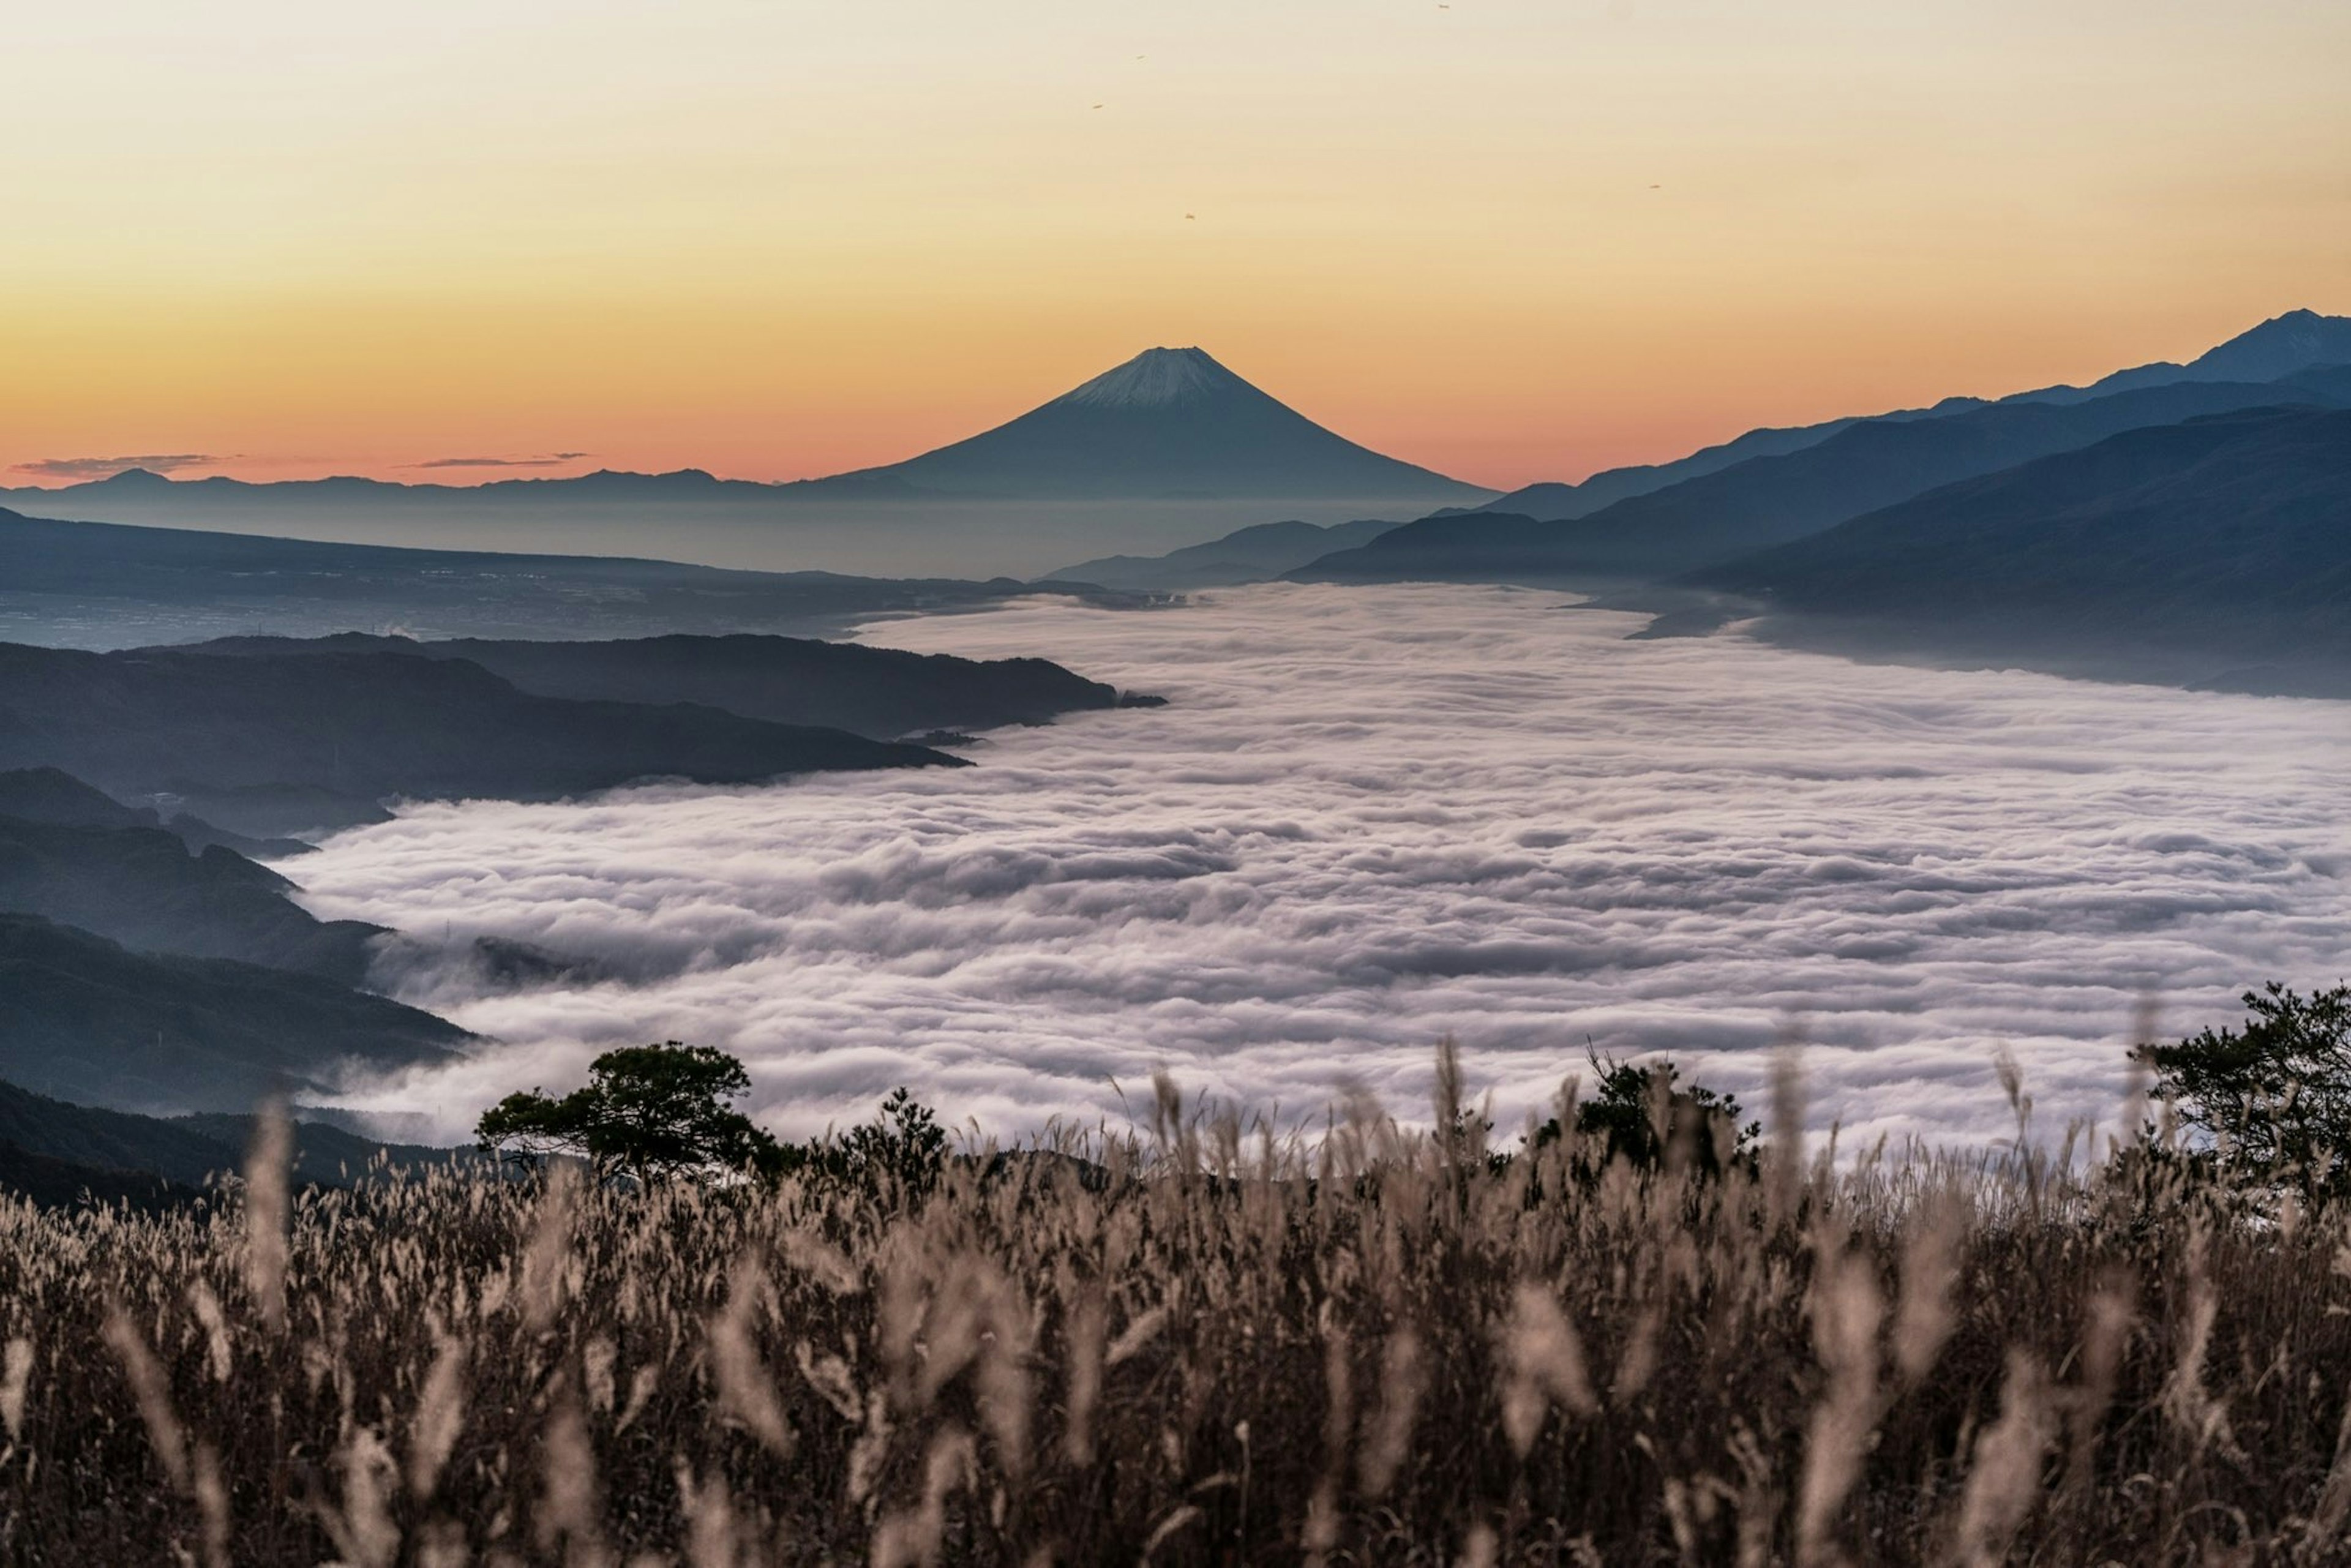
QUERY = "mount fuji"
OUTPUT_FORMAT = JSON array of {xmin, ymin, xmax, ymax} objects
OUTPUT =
[{"xmin": 817, "ymin": 347, "xmax": 1492, "ymax": 503}]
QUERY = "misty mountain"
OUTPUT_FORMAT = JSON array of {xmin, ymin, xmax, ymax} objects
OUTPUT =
[
  {"xmin": 1043, "ymin": 516, "xmax": 1404, "ymax": 591},
  {"xmin": 1293, "ymin": 374, "xmax": 2351, "ymax": 587},
  {"xmin": 0, "ymin": 809, "xmax": 386, "ymax": 983},
  {"xmin": 814, "ymin": 347, "xmax": 1491, "ymax": 503},
  {"xmin": 167, "ymin": 631, "xmax": 1134, "ymax": 740},
  {"xmin": 1464, "ymin": 415, "xmax": 1927, "ymax": 524},
  {"xmin": 0, "ymin": 642, "xmax": 962, "ymax": 837},
  {"xmin": 0, "ymin": 1077, "xmax": 465, "ymax": 1198},
  {"xmin": 0, "ymin": 348, "xmax": 1491, "ymax": 576},
  {"xmin": 1460, "ymin": 309, "xmax": 2351, "ymax": 523},
  {"xmin": 1692, "ymin": 405, "xmax": 2351, "ymax": 688},
  {"xmin": 0, "ymin": 913, "xmax": 467, "ymax": 1112},
  {"xmin": 0, "ymin": 764, "xmax": 307, "ymax": 858},
  {"xmin": 0, "ymin": 506, "xmax": 1138, "ymax": 651}
]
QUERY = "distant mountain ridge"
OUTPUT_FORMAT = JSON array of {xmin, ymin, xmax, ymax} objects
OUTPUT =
[
  {"xmin": 1292, "ymin": 366, "xmax": 2351, "ymax": 586},
  {"xmin": 1692, "ymin": 404, "xmax": 2351, "ymax": 689},
  {"xmin": 1044, "ymin": 516, "xmax": 1403, "ymax": 591},
  {"xmin": 2, "ymin": 347, "xmax": 1491, "ymax": 509},
  {"xmin": 1459, "ymin": 310, "xmax": 2351, "ymax": 523},
  {"xmin": 0, "ymin": 505, "xmax": 1138, "ymax": 650}
]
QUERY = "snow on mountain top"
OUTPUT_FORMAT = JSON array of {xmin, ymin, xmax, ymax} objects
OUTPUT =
[{"xmin": 1051, "ymin": 347, "xmax": 1247, "ymax": 410}]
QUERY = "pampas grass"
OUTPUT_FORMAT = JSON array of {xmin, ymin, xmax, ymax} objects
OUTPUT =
[{"xmin": 2, "ymin": 1059, "xmax": 2349, "ymax": 1565}]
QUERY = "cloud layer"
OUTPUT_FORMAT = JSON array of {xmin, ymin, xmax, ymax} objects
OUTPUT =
[
  {"xmin": 10, "ymin": 453, "xmax": 217, "ymax": 480},
  {"xmin": 289, "ymin": 584, "xmax": 2351, "ymax": 1151},
  {"xmin": 406, "ymin": 452, "xmax": 594, "ymax": 470}
]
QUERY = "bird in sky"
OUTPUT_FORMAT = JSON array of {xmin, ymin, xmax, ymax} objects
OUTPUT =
[
  {"xmin": 1185, "ymin": 213, "xmax": 1196, "ymax": 220},
  {"xmin": 1093, "ymin": 103, "xmax": 1104, "ymax": 109}
]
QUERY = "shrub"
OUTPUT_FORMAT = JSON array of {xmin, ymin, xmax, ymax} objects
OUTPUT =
[{"xmin": 475, "ymin": 1040, "xmax": 782, "ymax": 1184}]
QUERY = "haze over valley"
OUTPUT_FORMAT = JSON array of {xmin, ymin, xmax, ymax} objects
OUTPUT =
[{"xmin": 3, "ymin": 307, "xmax": 2349, "ymax": 1151}]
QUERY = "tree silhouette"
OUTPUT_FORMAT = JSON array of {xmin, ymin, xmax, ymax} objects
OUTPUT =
[
  {"xmin": 476, "ymin": 1041, "xmax": 781, "ymax": 1184},
  {"xmin": 2135, "ymin": 981, "xmax": 2351, "ymax": 1189}
]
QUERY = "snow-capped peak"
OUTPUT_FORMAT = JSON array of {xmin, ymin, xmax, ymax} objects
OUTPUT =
[{"xmin": 1051, "ymin": 347, "xmax": 1242, "ymax": 410}]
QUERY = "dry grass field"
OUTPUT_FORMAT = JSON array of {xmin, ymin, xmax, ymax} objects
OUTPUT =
[{"xmin": 3, "ymin": 1056, "xmax": 2349, "ymax": 1567}]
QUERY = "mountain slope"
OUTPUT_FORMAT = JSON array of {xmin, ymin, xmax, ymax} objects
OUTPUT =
[
  {"xmin": 1693, "ymin": 406, "xmax": 2351, "ymax": 678},
  {"xmin": 822, "ymin": 347, "xmax": 1491, "ymax": 502},
  {"xmin": 0, "ymin": 914, "xmax": 467, "ymax": 1112},
  {"xmin": 166, "ymin": 632, "xmax": 1131, "ymax": 740},
  {"xmin": 0, "ymin": 765, "xmax": 308, "ymax": 857},
  {"xmin": 0, "ymin": 506, "xmax": 1135, "ymax": 651},
  {"xmin": 2025, "ymin": 309, "xmax": 2351, "ymax": 404},
  {"xmin": 1461, "ymin": 310, "xmax": 2351, "ymax": 523},
  {"xmin": 0, "ymin": 1140, "xmax": 206, "ymax": 1212},
  {"xmin": 0, "ymin": 1079, "xmax": 467, "ymax": 1195},
  {"xmin": 1043, "ymin": 516, "xmax": 1403, "ymax": 591},
  {"xmin": 0, "ymin": 812, "xmax": 385, "ymax": 983},
  {"xmin": 0, "ymin": 643, "xmax": 961, "ymax": 836},
  {"xmin": 1294, "ymin": 375, "xmax": 2351, "ymax": 587}
]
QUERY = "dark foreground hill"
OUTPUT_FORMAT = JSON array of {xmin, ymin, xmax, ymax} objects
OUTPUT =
[
  {"xmin": 0, "ymin": 1078, "xmax": 469, "ymax": 1206},
  {"xmin": 0, "ymin": 913, "xmax": 466, "ymax": 1111},
  {"xmin": 1295, "ymin": 375, "xmax": 2351, "ymax": 587},
  {"xmin": 167, "ymin": 631, "xmax": 1132, "ymax": 740},
  {"xmin": 0, "ymin": 1141, "xmax": 203, "ymax": 1212},
  {"xmin": 1695, "ymin": 405, "xmax": 2351, "ymax": 691},
  {"xmin": 0, "ymin": 642, "xmax": 961, "ymax": 836}
]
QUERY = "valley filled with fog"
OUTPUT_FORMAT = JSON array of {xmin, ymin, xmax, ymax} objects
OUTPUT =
[{"xmin": 290, "ymin": 583, "xmax": 2351, "ymax": 1150}]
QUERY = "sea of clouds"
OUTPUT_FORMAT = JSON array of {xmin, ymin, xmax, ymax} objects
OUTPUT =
[{"xmin": 293, "ymin": 583, "xmax": 2351, "ymax": 1151}]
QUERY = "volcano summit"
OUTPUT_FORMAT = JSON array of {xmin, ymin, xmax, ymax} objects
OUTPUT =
[{"xmin": 819, "ymin": 347, "xmax": 1492, "ymax": 503}]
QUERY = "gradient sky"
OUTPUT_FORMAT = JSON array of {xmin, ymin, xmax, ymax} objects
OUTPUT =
[{"xmin": 4, "ymin": 0, "xmax": 2346, "ymax": 491}]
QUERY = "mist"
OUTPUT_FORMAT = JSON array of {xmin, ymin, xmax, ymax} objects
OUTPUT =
[
  {"xmin": 0, "ymin": 491, "xmax": 1423, "ymax": 582},
  {"xmin": 288, "ymin": 583, "xmax": 2351, "ymax": 1149}
]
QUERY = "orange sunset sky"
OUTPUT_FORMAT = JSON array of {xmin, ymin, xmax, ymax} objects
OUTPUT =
[{"xmin": 4, "ymin": 0, "xmax": 2347, "ymax": 493}]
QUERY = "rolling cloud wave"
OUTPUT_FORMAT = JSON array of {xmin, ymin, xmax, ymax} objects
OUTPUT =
[{"xmin": 289, "ymin": 584, "xmax": 2351, "ymax": 1149}]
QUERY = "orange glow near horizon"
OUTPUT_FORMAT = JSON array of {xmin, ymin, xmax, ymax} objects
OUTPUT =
[{"xmin": 4, "ymin": 1, "xmax": 2347, "ymax": 493}]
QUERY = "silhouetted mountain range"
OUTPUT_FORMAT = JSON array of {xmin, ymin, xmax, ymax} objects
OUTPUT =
[
  {"xmin": 1043, "ymin": 516, "xmax": 1402, "ymax": 591},
  {"xmin": 168, "ymin": 631, "xmax": 1136, "ymax": 740},
  {"xmin": 1292, "ymin": 372, "xmax": 2351, "ymax": 586},
  {"xmin": 0, "ymin": 506, "xmax": 1141, "ymax": 650},
  {"xmin": 0, "ymin": 913, "xmax": 467, "ymax": 1112},
  {"xmin": 0, "ymin": 764, "xmax": 306, "ymax": 857},
  {"xmin": 1455, "ymin": 310, "xmax": 2351, "ymax": 524},
  {"xmin": 0, "ymin": 642, "xmax": 962, "ymax": 836},
  {"xmin": 0, "ymin": 348, "xmax": 1491, "ymax": 516},
  {"xmin": 0, "ymin": 809, "xmax": 385, "ymax": 983},
  {"xmin": 2020, "ymin": 309, "xmax": 2351, "ymax": 404},
  {"xmin": 0, "ymin": 1077, "xmax": 468, "ymax": 1206},
  {"xmin": 1693, "ymin": 405, "xmax": 2351, "ymax": 691}
]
